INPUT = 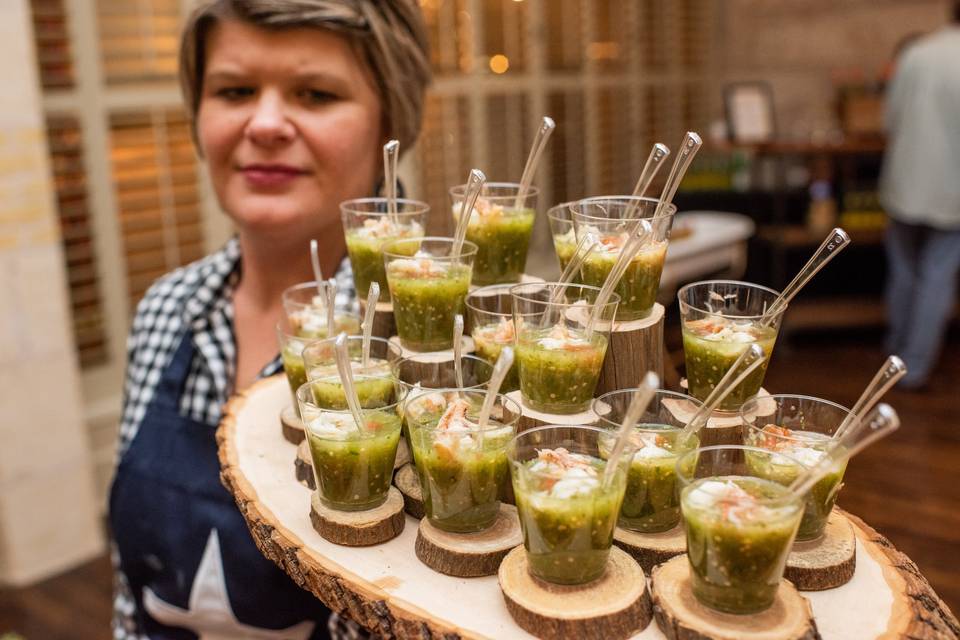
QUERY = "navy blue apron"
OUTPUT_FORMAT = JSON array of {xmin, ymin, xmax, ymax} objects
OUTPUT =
[{"xmin": 109, "ymin": 330, "xmax": 333, "ymax": 639}]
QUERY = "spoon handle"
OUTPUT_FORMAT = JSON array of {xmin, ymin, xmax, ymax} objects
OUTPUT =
[
  {"xmin": 477, "ymin": 346, "xmax": 515, "ymax": 436},
  {"xmin": 310, "ymin": 239, "xmax": 324, "ymax": 295},
  {"xmin": 453, "ymin": 169, "xmax": 486, "ymax": 258},
  {"xmin": 453, "ymin": 314, "xmax": 465, "ymax": 390},
  {"xmin": 762, "ymin": 228, "xmax": 851, "ymax": 325},
  {"xmin": 791, "ymin": 403, "xmax": 900, "ymax": 496},
  {"xmin": 361, "ymin": 282, "xmax": 380, "ymax": 368},
  {"xmin": 335, "ymin": 333, "xmax": 368, "ymax": 433},
  {"xmin": 383, "ymin": 140, "xmax": 400, "ymax": 220},
  {"xmin": 834, "ymin": 355, "xmax": 907, "ymax": 439},
  {"xmin": 515, "ymin": 116, "xmax": 556, "ymax": 209},
  {"xmin": 680, "ymin": 343, "xmax": 766, "ymax": 438},
  {"xmin": 632, "ymin": 143, "xmax": 671, "ymax": 199},
  {"xmin": 602, "ymin": 371, "xmax": 660, "ymax": 488},
  {"xmin": 653, "ymin": 132, "xmax": 702, "ymax": 218}
]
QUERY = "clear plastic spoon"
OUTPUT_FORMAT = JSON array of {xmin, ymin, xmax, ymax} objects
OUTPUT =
[
  {"xmin": 360, "ymin": 282, "xmax": 380, "ymax": 369},
  {"xmin": 453, "ymin": 169, "xmax": 486, "ymax": 258},
  {"xmin": 334, "ymin": 332, "xmax": 369, "ymax": 433},
  {"xmin": 383, "ymin": 139, "xmax": 400, "ymax": 223},
  {"xmin": 790, "ymin": 403, "xmax": 900, "ymax": 496},
  {"xmin": 679, "ymin": 343, "xmax": 767, "ymax": 440},
  {"xmin": 310, "ymin": 239, "xmax": 324, "ymax": 296},
  {"xmin": 602, "ymin": 371, "xmax": 660, "ymax": 488},
  {"xmin": 515, "ymin": 116, "xmax": 556, "ymax": 209},
  {"xmin": 453, "ymin": 314, "xmax": 465, "ymax": 390},
  {"xmin": 761, "ymin": 228, "xmax": 851, "ymax": 326},
  {"xmin": 651, "ymin": 132, "xmax": 703, "ymax": 219},
  {"xmin": 324, "ymin": 277, "xmax": 337, "ymax": 337},
  {"xmin": 833, "ymin": 355, "xmax": 907, "ymax": 440},
  {"xmin": 476, "ymin": 346, "xmax": 516, "ymax": 448},
  {"xmin": 542, "ymin": 230, "xmax": 598, "ymax": 328},
  {"xmin": 631, "ymin": 143, "xmax": 671, "ymax": 199}
]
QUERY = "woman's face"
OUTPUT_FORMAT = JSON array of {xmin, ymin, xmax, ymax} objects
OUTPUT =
[{"xmin": 197, "ymin": 20, "xmax": 383, "ymax": 238}]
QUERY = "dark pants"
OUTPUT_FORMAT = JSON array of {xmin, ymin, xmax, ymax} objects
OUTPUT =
[{"xmin": 884, "ymin": 218, "xmax": 960, "ymax": 385}]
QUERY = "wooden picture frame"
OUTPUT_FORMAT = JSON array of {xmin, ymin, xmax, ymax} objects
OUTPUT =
[{"xmin": 724, "ymin": 81, "xmax": 777, "ymax": 143}]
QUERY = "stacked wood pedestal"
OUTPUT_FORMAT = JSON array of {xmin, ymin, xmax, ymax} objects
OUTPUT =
[
  {"xmin": 219, "ymin": 375, "xmax": 960, "ymax": 639},
  {"xmin": 279, "ymin": 404, "xmax": 305, "ymax": 444},
  {"xmin": 360, "ymin": 299, "xmax": 397, "ymax": 341},
  {"xmin": 506, "ymin": 390, "xmax": 600, "ymax": 432},
  {"xmin": 415, "ymin": 504, "xmax": 522, "ymax": 578},
  {"xmin": 595, "ymin": 303, "xmax": 666, "ymax": 395}
]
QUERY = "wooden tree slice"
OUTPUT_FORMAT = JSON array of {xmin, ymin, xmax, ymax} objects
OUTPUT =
[
  {"xmin": 786, "ymin": 511, "xmax": 856, "ymax": 591},
  {"xmin": 309, "ymin": 488, "xmax": 405, "ymax": 547},
  {"xmin": 280, "ymin": 404, "xmax": 305, "ymax": 445},
  {"xmin": 388, "ymin": 335, "xmax": 475, "ymax": 360},
  {"xmin": 394, "ymin": 437, "xmax": 411, "ymax": 469},
  {"xmin": 651, "ymin": 555, "xmax": 818, "ymax": 640},
  {"xmin": 613, "ymin": 524, "xmax": 686, "ymax": 573},
  {"xmin": 295, "ymin": 440, "xmax": 315, "ymax": 490},
  {"xmin": 218, "ymin": 375, "xmax": 960, "ymax": 639},
  {"xmin": 392, "ymin": 463, "xmax": 424, "ymax": 519},
  {"xmin": 498, "ymin": 545, "xmax": 653, "ymax": 640},
  {"xmin": 596, "ymin": 303, "xmax": 665, "ymax": 395},
  {"xmin": 663, "ymin": 388, "xmax": 776, "ymax": 447},
  {"xmin": 505, "ymin": 390, "xmax": 599, "ymax": 433},
  {"xmin": 415, "ymin": 504, "xmax": 522, "ymax": 577}
]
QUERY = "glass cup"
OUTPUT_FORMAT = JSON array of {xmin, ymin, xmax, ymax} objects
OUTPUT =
[
  {"xmin": 741, "ymin": 394, "xmax": 852, "ymax": 541},
  {"xmin": 450, "ymin": 182, "xmax": 538, "ymax": 286},
  {"xmin": 570, "ymin": 196, "xmax": 676, "ymax": 321},
  {"xmin": 404, "ymin": 388, "xmax": 521, "ymax": 532},
  {"xmin": 466, "ymin": 284, "xmax": 520, "ymax": 393},
  {"xmin": 676, "ymin": 445, "xmax": 805, "ymax": 614},
  {"xmin": 593, "ymin": 389, "xmax": 703, "ymax": 533},
  {"xmin": 296, "ymin": 382, "xmax": 402, "ymax": 511},
  {"xmin": 302, "ymin": 335, "xmax": 401, "ymax": 410},
  {"xmin": 508, "ymin": 425, "xmax": 634, "ymax": 585},
  {"xmin": 510, "ymin": 282, "xmax": 619, "ymax": 414},
  {"xmin": 383, "ymin": 237, "xmax": 478, "ymax": 351},
  {"xmin": 677, "ymin": 280, "xmax": 785, "ymax": 411},
  {"xmin": 546, "ymin": 202, "xmax": 579, "ymax": 282},
  {"xmin": 341, "ymin": 197, "xmax": 430, "ymax": 300},
  {"xmin": 276, "ymin": 316, "xmax": 314, "ymax": 413},
  {"xmin": 281, "ymin": 281, "xmax": 361, "ymax": 339}
]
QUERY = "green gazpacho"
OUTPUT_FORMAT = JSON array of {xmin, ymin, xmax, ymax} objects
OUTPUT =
[
  {"xmin": 516, "ymin": 323, "xmax": 607, "ymax": 414},
  {"xmin": 309, "ymin": 374, "xmax": 396, "ymax": 411},
  {"xmin": 513, "ymin": 447, "xmax": 625, "ymax": 585},
  {"xmin": 579, "ymin": 235, "xmax": 668, "ymax": 321},
  {"xmin": 345, "ymin": 216, "xmax": 422, "ymax": 300},
  {"xmin": 454, "ymin": 199, "xmax": 535, "ymax": 285},
  {"xmin": 387, "ymin": 257, "xmax": 472, "ymax": 351},
  {"xmin": 406, "ymin": 393, "xmax": 514, "ymax": 532},
  {"xmin": 681, "ymin": 476, "xmax": 803, "ymax": 613},
  {"xmin": 603, "ymin": 427, "xmax": 698, "ymax": 533},
  {"xmin": 471, "ymin": 318, "xmax": 520, "ymax": 393},
  {"xmin": 305, "ymin": 409, "xmax": 402, "ymax": 511},
  {"xmin": 745, "ymin": 425, "xmax": 847, "ymax": 541},
  {"xmin": 682, "ymin": 317, "xmax": 778, "ymax": 410}
]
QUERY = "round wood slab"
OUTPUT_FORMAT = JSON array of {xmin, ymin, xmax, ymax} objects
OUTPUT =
[
  {"xmin": 217, "ymin": 375, "xmax": 960, "ymax": 639},
  {"xmin": 415, "ymin": 504, "xmax": 522, "ymax": 577},
  {"xmin": 651, "ymin": 555, "xmax": 818, "ymax": 640},
  {"xmin": 663, "ymin": 388, "xmax": 776, "ymax": 447},
  {"xmin": 280, "ymin": 404, "xmax": 305, "ymax": 445},
  {"xmin": 499, "ymin": 545, "xmax": 653, "ymax": 640},
  {"xmin": 786, "ymin": 511, "xmax": 857, "ymax": 591},
  {"xmin": 310, "ymin": 488, "xmax": 405, "ymax": 547},
  {"xmin": 392, "ymin": 463, "xmax": 424, "ymax": 519},
  {"xmin": 295, "ymin": 440, "xmax": 314, "ymax": 489},
  {"xmin": 505, "ymin": 390, "xmax": 600, "ymax": 433},
  {"xmin": 614, "ymin": 524, "xmax": 686, "ymax": 573},
  {"xmin": 596, "ymin": 303, "xmax": 665, "ymax": 395}
]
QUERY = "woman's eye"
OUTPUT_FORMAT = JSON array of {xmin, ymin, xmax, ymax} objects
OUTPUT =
[
  {"xmin": 300, "ymin": 89, "xmax": 337, "ymax": 104},
  {"xmin": 216, "ymin": 87, "xmax": 255, "ymax": 100}
]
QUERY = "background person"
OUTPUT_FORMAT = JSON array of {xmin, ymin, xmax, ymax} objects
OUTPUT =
[{"xmin": 879, "ymin": 1, "xmax": 960, "ymax": 389}]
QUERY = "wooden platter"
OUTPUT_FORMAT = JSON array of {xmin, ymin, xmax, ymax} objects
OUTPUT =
[{"xmin": 217, "ymin": 375, "xmax": 959, "ymax": 639}]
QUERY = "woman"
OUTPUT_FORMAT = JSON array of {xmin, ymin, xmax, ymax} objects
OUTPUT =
[{"xmin": 108, "ymin": 2, "xmax": 431, "ymax": 638}]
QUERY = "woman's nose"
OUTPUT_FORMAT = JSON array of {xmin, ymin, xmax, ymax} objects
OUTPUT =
[{"xmin": 245, "ymin": 92, "xmax": 295, "ymax": 146}]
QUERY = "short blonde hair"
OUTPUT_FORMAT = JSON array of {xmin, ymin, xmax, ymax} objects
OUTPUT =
[{"xmin": 179, "ymin": 0, "xmax": 432, "ymax": 152}]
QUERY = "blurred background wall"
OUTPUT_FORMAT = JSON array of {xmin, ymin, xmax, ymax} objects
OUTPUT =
[{"xmin": 2, "ymin": 0, "xmax": 953, "ymax": 585}]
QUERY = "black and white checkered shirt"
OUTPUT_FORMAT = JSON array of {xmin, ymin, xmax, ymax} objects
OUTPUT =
[{"xmin": 113, "ymin": 236, "xmax": 358, "ymax": 639}]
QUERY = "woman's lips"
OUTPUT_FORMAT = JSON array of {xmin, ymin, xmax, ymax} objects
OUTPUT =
[{"xmin": 240, "ymin": 164, "xmax": 307, "ymax": 189}]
